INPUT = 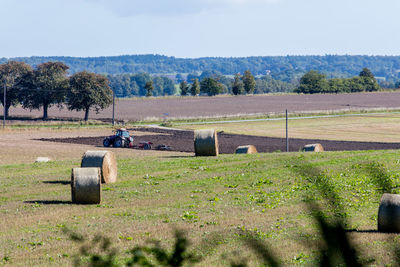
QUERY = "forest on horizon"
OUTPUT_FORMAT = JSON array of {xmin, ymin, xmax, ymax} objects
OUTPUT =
[
  {"xmin": 2, "ymin": 55, "xmax": 400, "ymax": 97},
  {"xmin": 1, "ymin": 55, "xmax": 400, "ymax": 85}
]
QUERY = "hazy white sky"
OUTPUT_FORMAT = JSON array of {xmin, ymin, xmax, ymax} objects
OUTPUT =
[{"xmin": 1, "ymin": 0, "xmax": 399, "ymax": 58}]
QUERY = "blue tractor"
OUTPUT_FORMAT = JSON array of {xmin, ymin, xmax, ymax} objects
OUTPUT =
[{"xmin": 103, "ymin": 128, "xmax": 134, "ymax": 148}]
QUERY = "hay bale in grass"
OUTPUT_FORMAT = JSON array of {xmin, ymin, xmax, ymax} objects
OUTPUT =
[
  {"xmin": 194, "ymin": 129, "xmax": 219, "ymax": 156},
  {"xmin": 302, "ymin": 143, "xmax": 324, "ymax": 152},
  {"xmin": 235, "ymin": 145, "xmax": 257, "ymax": 154},
  {"xmin": 81, "ymin": 150, "xmax": 117, "ymax": 184},
  {"xmin": 71, "ymin": 167, "xmax": 101, "ymax": 204},
  {"xmin": 378, "ymin": 193, "xmax": 400, "ymax": 232}
]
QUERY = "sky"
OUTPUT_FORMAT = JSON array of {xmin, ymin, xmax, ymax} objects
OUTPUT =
[{"xmin": 0, "ymin": 0, "xmax": 400, "ymax": 58}]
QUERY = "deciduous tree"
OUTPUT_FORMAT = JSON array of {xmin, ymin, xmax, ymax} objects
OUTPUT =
[
  {"xmin": 132, "ymin": 73, "xmax": 152, "ymax": 96},
  {"xmin": 190, "ymin": 78, "xmax": 200, "ymax": 96},
  {"xmin": 295, "ymin": 70, "xmax": 328, "ymax": 94},
  {"xmin": 180, "ymin": 81, "xmax": 189, "ymax": 96},
  {"xmin": 145, "ymin": 80, "xmax": 154, "ymax": 97},
  {"xmin": 162, "ymin": 77, "xmax": 175, "ymax": 95},
  {"xmin": 67, "ymin": 71, "xmax": 112, "ymax": 121},
  {"xmin": 107, "ymin": 74, "xmax": 131, "ymax": 97},
  {"xmin": 243, "ymin": 70, "xmax": 256, "ymax": 94},
  {"xmin": 359, "ymin": 68, "xmax": 380, "ymax": 92},
  {"xmin": 0, "ymin": 61, "xmax": 32, "ymax": 118},
  {"xmin": 200, "ymin": 77, "xmax": 223, "ymax": 96},
  {"xmin": 152, "ymin": 77, "xmax": 164, "ymax": 96},
  {"xmin": 232, "ymin": 73, "xmax": 244, "ymax": 95},
  {"xmin": 20, "ymin": 62, "xmax": 69, "ymax": 119}
]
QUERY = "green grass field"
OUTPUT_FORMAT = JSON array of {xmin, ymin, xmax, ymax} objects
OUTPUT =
[{"xmin": 2, "ymin": 149, "xmax": 400, "ymax": 266}]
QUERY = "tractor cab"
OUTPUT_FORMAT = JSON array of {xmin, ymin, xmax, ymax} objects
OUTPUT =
[{"xmin": 116, "ymin": 128, "xmax": 130, "ymax": 138}]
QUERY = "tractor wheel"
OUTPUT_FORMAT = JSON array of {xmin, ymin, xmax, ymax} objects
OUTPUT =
[
  {"xmin": 143, "ymin": 143, "xmax": 152, "ymax": 150},
  {"xmin": 114, "ymin": 138, "xmax": 123, "ymax": 148},
  {"xmin": 123, "ymin": 138, "xmax": 129, "ymax": 148},
  {"xmin": 103, "ymin": 138, "xmax": 111, "ymax": 147}
]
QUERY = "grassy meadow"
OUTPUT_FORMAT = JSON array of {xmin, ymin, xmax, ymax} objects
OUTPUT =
[{"xmin": 2, "ymin": 149, "xmax": 400, "ymax": 266}]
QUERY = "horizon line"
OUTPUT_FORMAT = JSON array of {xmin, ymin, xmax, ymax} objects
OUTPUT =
[{"xmin": 2, "ymin": 54, "xmax": 400, "ymax": 60}]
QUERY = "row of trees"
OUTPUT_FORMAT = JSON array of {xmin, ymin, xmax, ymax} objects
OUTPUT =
[
  {"xmin": 178, "ymin": 70, "xmax": 256, "ymax": 96},
  {"xmin": 107, "ymin": 69, "xmax": 294, "ymax": 97},
  {"xmin": 110, "ymin": 67, "xmax": 381, "ymax": 97},
  {"xmin": 185, "ymin": 70, "xmax": 295, "ymax": 95},
  {"xmin": 0, "ymin": 61, "xmax": 112, "ymax": 120},
  {"xmin": 177, "ymin": 70, "xmax": 294, "ymax": 96},
  {"xmin": 180, "ymin": 77, "xmax": 226, "ymax": 96},
  {"xmin": 107, "ymin": 73, "xmax": 175, "ymax": 98},
  {"xmin": 295, "ymin": 68, "xmax": 380, "ymax": 94},
  {"xmin": 232, "ymin": 70, "xmax": 256, "ymax": 95}
]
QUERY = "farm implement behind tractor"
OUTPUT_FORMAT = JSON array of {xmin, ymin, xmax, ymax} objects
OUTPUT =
[
  {"xmin": 138, "ymin": 141, "xmax": 153, "ymax": 150},
  {"xmin": 103, "ymin": 128, "xmax": 171, "ymax": 151}
]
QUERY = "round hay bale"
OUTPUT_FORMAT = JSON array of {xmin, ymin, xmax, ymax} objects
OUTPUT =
[
  {"xmin": 378, "ymin": 193, "xmax": 400, "ymax": 232},
  {"xmin": 71, "ymin": 167, "xmax": 101, "ymax": 204},
  {"xmin": 81, "ymin": 150, "xmax": 117, "ymax": 184},
  {"xmin": 235, "ymin": 145, "xmax": 257, "ymax": 154},
  {"xmin": 194, "ymin": 129, "xmax": 219, "ymax": 156},
  {"xmin": 302, "ymin": 143, "xmax": 324, "ymax": 152}
]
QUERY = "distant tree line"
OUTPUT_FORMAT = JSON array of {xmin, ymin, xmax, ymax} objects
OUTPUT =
[
  {"xmin": 108, "ymin": 69, "xmax": 295, "ymax": 97},
  {"xmin": 181, "ymin": 69, "xmax": 295, "ymax": 96},
  {"xmin": 107, "ymin": 73, "xmax": 176, "ymax": 97},
  {"xmin": 0, "ymin": 60, "xmax": 386, "ymax": 121},
  {"xmin": 4, "ymin": 55, "xmax": 400, "ymax": 87},
  {"xmin": 295, "ymin": 68, "xmax": 380, "ymax": 94},
  {"xmin": 0, "ymin": 61, "xmax": 112, "ymax": 121}
]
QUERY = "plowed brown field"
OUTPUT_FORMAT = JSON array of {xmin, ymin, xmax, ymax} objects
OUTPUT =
[
  {"xmin": 4, "ymin": 92, "xmax": 400, "ymax": 121},
  {"xmin": 38, "ymin": 127, "xmax": 400, "ymax": 154}
]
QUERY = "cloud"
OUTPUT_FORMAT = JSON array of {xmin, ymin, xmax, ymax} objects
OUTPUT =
[{"xmin": 85, "ymin": 0, "xmax": 281, "ymax": 17}]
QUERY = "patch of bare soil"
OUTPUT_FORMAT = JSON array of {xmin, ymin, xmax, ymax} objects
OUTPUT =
[{"xmin": 37, "ymin": 127, "xmax": 400, "ymax": 153}]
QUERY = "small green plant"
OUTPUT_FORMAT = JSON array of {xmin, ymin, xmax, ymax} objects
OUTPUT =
[
  {"xmin": 2, "ymin": 256, "xmax": 10, "ymax": 263},
  {"xmin": 119, "ymin": 235, "xmax": 133, "ymax": 241},
  {"xmin": 224, "ymin": 184, "xmax": 239, "ymax": 188},
  {"xmin": 180, "ymin": 211, "xmax": 199, "ymax": 222},
  {"xmin": 102, "ymin": 187, "xmax": 114, "ymax": 191},
  {"xmin": 28, "ymin": 241, "xmax": 43, "ymax": 247},
  {"xmin": 251, "ymin": 178, "xmax": 273, "ymax": 187},
  {"xmin": 292, "ymin": 252, "xmax": 310, "ymax": 264},
  {"xmin": 112, "ymin": 212, "xmax": 132, "ymax": 217}
]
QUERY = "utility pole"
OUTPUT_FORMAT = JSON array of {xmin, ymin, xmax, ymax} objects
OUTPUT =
[
  {"xmin": 286, "ymin": 109, "xmax": 289, "ymax": 152},
  {"xmin": 112, "ymin": 89, "xmax": 115, "ymax": 126},
  {"xmin": 3, "ymin": 82, "xmax": 5, "ymax": 129}
]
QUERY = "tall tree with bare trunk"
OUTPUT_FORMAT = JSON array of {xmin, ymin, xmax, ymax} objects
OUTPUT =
[
  {"xmin": 20, "ymin": 62, "xmax": 69, "ymax": 119},
  {"xmin": 67, "ymin": 71, "xmax": 112, "ymax": 121}
]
